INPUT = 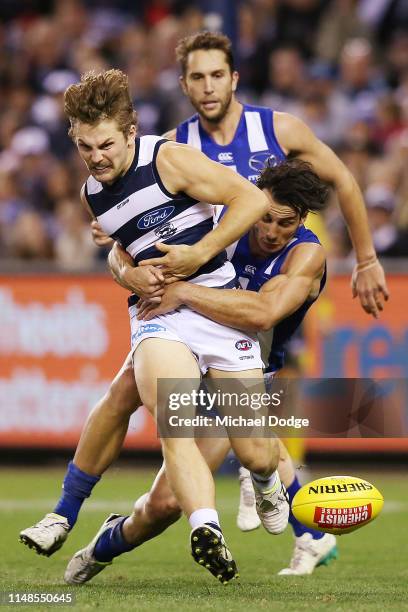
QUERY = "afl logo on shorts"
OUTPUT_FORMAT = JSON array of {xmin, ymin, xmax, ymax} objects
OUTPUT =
[
  {"xmin": 137, "ymin": 206, "xmax": 175, "ymax": 229},
  {"xmin": 248, "ymin": 152, "xmax": 278, "ymax": 172},
  {"xmin": 235, "ymin": 339, "xmax": 253, "ymax": 351}
]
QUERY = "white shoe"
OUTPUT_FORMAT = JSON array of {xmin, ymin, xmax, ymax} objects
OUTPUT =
[
  {"xmin": 251, "ymin": 473, "xmax": 289, "ymax": 534},
  {"xmin": 64, "ymin": 514, "xmax": 123, "ymax": 585},
  {"xmin": 19, "ymin": 513, "xmax": 70, "ymax": 556},
  {"xmin": 278, "ymin": 533, "xmax": 338, "ymax": 575},
  {"xmin": 237, "ymin": 467, "xmax": 261, "ymax": 531}
]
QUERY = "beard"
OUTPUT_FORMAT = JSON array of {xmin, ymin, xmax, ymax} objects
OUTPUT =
[{"xmin": 192, "ymin": 90, "xmax": 233, "ymax": 123}]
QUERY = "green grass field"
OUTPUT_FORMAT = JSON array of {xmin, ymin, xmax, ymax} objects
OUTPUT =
[{"xmin": 0, "ymin": 466, "xmax": 407, "ymax": 611}]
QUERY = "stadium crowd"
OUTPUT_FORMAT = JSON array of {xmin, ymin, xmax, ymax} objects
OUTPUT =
[{"xmin": 0, "ymin": 0, "xmax": 407, "ymax": 268}]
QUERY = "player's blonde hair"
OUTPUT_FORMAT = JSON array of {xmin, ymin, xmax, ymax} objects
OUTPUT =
[{"xmin": 64, "ymin": 69, "xmax": 138, "ymax": 138}]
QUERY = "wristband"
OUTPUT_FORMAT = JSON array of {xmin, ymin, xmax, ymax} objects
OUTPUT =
[
  {"xmin": 355, "ymin": 255, "xmax": 377, "ymax": 270},
  {"xmin": 354, "ymin": 260, "xmax": 379, "ymax": 274}
]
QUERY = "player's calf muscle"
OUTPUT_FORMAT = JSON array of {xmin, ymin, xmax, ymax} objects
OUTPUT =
[
  {"xmin": 108, "ymin": 365, "xmax": 140, "ymax": 415},
  {"xmin": 231, "ymin": 437, "xmax": 279, "ymax": 475}
]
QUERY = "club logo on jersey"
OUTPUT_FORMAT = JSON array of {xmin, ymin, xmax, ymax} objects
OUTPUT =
[
  {"xmin": 235, "ymin": 339, "xmax": 253, "ymax": 351},
  {"xmin": 248, "ymin": 152, "xmax": 279, "ymax": 172},
  {"xmin": 244, "ymin": 265, "xmax": 256, "ymax": 276},
  {"xmin": 155, "ymin": 222, "xmax": 177, "ymax": 239},
  {"xmin": 218, "ymin": 152, "xmax": 234, "ymax": 163},
  {"xmin": 137, "ymin": 206, "xmax": 175, "ymax": 230}
]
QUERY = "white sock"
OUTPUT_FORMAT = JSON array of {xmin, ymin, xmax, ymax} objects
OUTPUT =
[
  {"xmin": 251, "ymin": 470, "xmax": 279, "ymax": 493},
  {"xmin": 189, "ymin": 508, "xmax": 220, "ymax": 530}
]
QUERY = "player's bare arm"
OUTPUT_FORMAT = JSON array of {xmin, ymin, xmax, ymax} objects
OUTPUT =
[
  {"xmin": 91, "ymin": 219, "xmax": 115, "ymax": 247},
  {"xmin": 161, "ymin": 128, "xmax": 177, "ymax": 141},
  {"xmin": 274, "ymin": 112, "xmax": 389, "ymax": 318},
  {"xmin": 138, "ymin": 243, "xmax": 325, "ymax": 331},
  {"xmin": 139, "ymin": 142, "xmax": 269, "ymax": 279},
  {"xmin": 80, "ymin": 185, "xmax": 115, "ymax": 248},
  {"xmin": 108, "ymin": 242, "xmax": 165, "ymax": 300}
]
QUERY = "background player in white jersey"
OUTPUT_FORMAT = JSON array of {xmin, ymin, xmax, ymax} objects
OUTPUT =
[{"xmin": 21, "ymin": 34, "xmax": 388, "ymax": 576}]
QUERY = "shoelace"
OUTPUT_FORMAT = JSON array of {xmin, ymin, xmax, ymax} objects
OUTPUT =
[
  {"xmin": 291, "ymin": 542, "xmax": 318, "ymax": 569},
  {"xmin": 241, "ymin": 477, "xmax": 256, "ymax": 507},
  {"xmin": 290, "ymin": 543, "xmax": 310, "ymax": 569}
]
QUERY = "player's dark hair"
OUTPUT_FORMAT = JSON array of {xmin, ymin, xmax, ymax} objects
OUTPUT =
[
  {"xmin": 257, "ymin": 159, "xmax": 330, "ymax": 217},
  {"xmin": 176, "ymin": 31, "xmax": 234, "ymax": 75},
  {"xmin": 64, "ymin": 69, "xmax": 138, "ymax": 138}
]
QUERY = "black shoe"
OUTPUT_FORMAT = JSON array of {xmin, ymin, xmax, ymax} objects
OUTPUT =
[{"xmin": 190, "ymin": 524, "xmax": 238, "ymax": 584}]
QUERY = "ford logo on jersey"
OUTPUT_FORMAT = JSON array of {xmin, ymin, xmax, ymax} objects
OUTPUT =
[
  {"xmin": 248, "ymin": 152, "xmax": 278, "ymax": 172},
  {"xmin": 235, "ymin": 339, "xmax": 253, "ymax": 351},
  {"xmin": 137, "ymin": 206, "xmax": 175, "ymax": 230}
]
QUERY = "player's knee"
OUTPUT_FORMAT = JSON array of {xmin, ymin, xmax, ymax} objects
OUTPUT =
[
  {"xmin": 106, "ymin": 368, "xmax": 140, "ymax": 418},
  {"xmin": 238, "ymin": 439, "xmax": 279, "ymax": 475},
  {"xmin": 145, "ymin": 490, "xmax": 182, "ymax": 525}
]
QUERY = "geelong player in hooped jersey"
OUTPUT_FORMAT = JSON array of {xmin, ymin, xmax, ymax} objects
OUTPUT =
[
  {"xmin": 67, "ymin": 69, "xmax": 296, "ymax": 584},
  {"xmin": 21, "ymin": 33, "xmax": 388, "ymax": 580}
]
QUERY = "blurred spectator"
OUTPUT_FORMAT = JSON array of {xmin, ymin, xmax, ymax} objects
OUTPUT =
[
  {"xmin": 316, "ymin": 0, "xmax": 372, "ymax": 64},
  {"xmin": 8, "ymin": 210, "xmax": 53, "ymax": 260},
  {"xmin": 274, "ymin": 0, "xmax": 326, "ymax": 57},
  {"xmin": 337, "ymin": 38, "xmax": 389, "ymax": 124},
  {"xmin": 365, "ymin": 183, "xmax": 408, "ymax": 257},
  {"xmin": 127, "ymin": 58, "xmax": 168, "ymax": 136},
  {"xmin": 54, "ymin": 199, "xmax": 98, "ymax": 269},
  {"xmin": 0, "ymin": 0, "xmax": 406, "ymax": 267},
  {"xmin": 260, "ymin": 46, "xmax": 305, "ymax": 115},
  {"xmin": 31, "ymin": 69, "xmax": 77, "ymax": 159},
  {"xmin": 296, "ymin": 62, "xmax": 348, "ymax": 148},
  {"xmin": 385, "ymin": 31, "xmax": 408, "ymax": 89},
  {"xmin": 372, "ymin": 94, "xmax": 405, "ymax": 149},
  {"xmin": 10, "ymin": 126, "xmax": 54, "ymax": 213}
]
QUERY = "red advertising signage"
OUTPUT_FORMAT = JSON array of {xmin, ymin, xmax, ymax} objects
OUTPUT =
[
  {"xmin": 0, "ymin": 273, "xmax": 406, "ymax": 453},
  {"xmin": 0, "ymin": 275, "xmax": 159, "ymax": 450}
]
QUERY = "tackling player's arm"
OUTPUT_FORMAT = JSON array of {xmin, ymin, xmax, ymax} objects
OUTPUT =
[
  {"xmin": 80, "ymin": 185, "xmax": 115, "ymax": 248},
  {"xmin": 138, "ymin": 243, "xmax": 325, "ymax": 331},
  {"xmin": 139, "ymin": 142, "xmax": 269, "ymax": 279},
  {"xmin": 274, "ymin": 112, "xmax": 389, "ymax": 318}
]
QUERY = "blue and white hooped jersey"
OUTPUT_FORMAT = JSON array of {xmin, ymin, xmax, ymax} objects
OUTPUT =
[
  {"xmin": 85, "ymin": 135, "xmax": 233, "ymax": 287},
  {"xmin": 176, "ymin": 104, "xmax": 286, "ymax": 183},
  {"xmin": 229, "ymin": 225, "xmax": 326, "ymax": 372}
]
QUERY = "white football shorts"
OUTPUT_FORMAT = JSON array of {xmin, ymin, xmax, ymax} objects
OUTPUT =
[{"xmin": 128, "ymin": 304, "xmax": 263, "ymax": 375}]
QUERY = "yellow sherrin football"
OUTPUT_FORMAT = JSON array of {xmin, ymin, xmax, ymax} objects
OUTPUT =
[{"xmin": 292, "ymin": 476, "xmax": 384, "ymax": 535}]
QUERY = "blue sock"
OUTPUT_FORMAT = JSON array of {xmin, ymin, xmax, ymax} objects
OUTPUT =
[
  {"xmin": 287, "ymin": 476, "xmax": 324, "ymax": 540},
  {"xmin": 94, "ymin": 517, "xmax": 135, "ymax": 562},
  {"xmin": 54, "ymin": 461, "xmax": 100, "ymax": 529}
]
